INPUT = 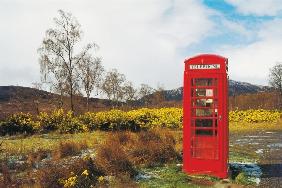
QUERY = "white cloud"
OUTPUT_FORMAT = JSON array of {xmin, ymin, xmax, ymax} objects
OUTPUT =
[
  {"xmin": 225, "ymin": 0, "xmax": 282, "ymax": 16},
  {"xmin": 219, "ymin": 18, "xmax": 282, "ymax": 85},
  {"xmin": 0, "ymin": 0, "xmax": 214, "ymax": 89},
  {"xmin": 221, "ymin": 19, "xmax": 252, "ymax": 38}
]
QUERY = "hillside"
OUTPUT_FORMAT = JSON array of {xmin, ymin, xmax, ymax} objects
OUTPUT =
[
  {"xmin": 0, "ymin": 86, "xmax": 111, "ymax": 118},
  {"xmin": 162, "ymin": 79, "xmax": 272, "ymax": 101},
  {"xmin": 0, "ymin": 80, "xmax": 275, "ymax": 117}
]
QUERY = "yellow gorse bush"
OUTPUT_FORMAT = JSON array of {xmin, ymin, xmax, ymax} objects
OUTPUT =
[
  {"xmin": 0, "ymin": 108, "xmax": 281, "ymax": 135},
  {"xmin": 80, "ymin": 108, "xmax": 183, "ymax": 130},
  {"xmin": 229, "ymin": 109, "xmax": 281, "ymax": 123}
]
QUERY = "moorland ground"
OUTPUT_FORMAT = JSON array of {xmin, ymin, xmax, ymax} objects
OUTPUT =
[{"xmin": 1, "ymin": 120, "xmax": 282, "ymax": 188}]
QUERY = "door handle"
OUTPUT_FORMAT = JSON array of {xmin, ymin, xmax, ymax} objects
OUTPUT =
[{"xmin": 219, "ymin": 115, "xmax": 222, "ymax": 121}]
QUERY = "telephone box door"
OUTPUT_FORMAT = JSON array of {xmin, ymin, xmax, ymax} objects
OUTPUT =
[{"xmin": 188, "ymin": 74, "xmax": 224, "ymax": 175}]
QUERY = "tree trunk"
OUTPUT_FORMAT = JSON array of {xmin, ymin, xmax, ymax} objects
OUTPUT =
[
  {"xmin": 278, "ymin": 91, "xmax": 282, "ymax": 110},
  {"xmin": 70, "ymin": 92, "xmax": 74, "ymax": 111},
  {"xmin": 70, "ymin": 81, "xmax": 74, "ymax": 111},
  {"xmin": 86, "ymin": 93, "xmax": 90, "ymax": 112}
]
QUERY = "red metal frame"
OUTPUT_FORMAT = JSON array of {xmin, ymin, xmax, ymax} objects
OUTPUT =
[{"xmin": 183, "ymin": 54, "xmax": 228, "ymax": 178}]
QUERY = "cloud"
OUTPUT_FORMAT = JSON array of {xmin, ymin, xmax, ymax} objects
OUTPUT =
[
  {"xmin": 0, "ymin": 0, "xmax": 214, "ymax": 89},
  {"xmin": 219, "ymin": 18, "xmax": 282, "ymax": 85},
  {"xmin": 225, "ymin": 0, "xmax": 282, "ymax": 16}
]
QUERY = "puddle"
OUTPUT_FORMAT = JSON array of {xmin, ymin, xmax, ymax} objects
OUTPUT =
[
  {"xmin": 135, "ymin": 173, "xmax": 152, "ymax": 180},
  {"xmin": 255, "ymin": 149, "xmax": 263, "ymax": 154},
  {"xmin": 245, "ymin": 136, "xmax": 271, "ymax": 138},
  {"xmin": 267, "ymin": 143, "xmax": 282, "ymax": 148},
  {"xmin": 230, "ymin": 162, "xmax": 262, "ymax": 185}
]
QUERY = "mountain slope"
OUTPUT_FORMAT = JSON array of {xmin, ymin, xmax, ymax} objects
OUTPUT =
[{"xmin": 162, "ymin": 79, "xmax": 272, "ymax": 101}]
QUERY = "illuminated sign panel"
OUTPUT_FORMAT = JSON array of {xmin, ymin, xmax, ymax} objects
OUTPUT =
[{"xmin": 189, "ymin": 64, "xmax": 220, "ymax": 70}]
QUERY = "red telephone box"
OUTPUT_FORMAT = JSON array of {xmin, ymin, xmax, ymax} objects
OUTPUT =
[{"xmin": 183, "ymin": 54, "xmax": 228, "ymax": 178}]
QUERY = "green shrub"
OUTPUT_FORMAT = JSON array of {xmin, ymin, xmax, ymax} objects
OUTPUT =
[
  {"xmin": 58, "ymin": 111, "xmax": 88, "ymax": 133},
  {"xmin": 235, "ymin": 172, "xmax": 253, "ymax": 185},
  {"xmin": 37, "ymin": 109, "xmax": 65, "ymax": 132},
  {"xmin": 0, "ymin": 113, "xmax": 37, "ymax": 135},
  {"xmin": 37, "ymin": 109, "xmax": 88, "ymax": 134},
  {"xmin": 36, "ymin": 158, "xmax": 102, "ymax": 188},
  {"xmin": 229, "ymin": 109, "xmax": 281, "ymax": 123},
  {"xmin": 78, "ymin": 112, "xmax": 98, "ymax": 131}
]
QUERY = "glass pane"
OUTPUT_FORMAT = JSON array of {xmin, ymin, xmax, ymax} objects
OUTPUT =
[
  {"xmin": 193, "ymin": 99, "xmax": 213, "ymax": 107},
  {"xmin": 193, "ymin": 109, "xmax": 213, "ymax": 117},
  {"xmin": 195, "ymin": 78, "xmax": 213, "ymax": 86},
  {"xmin": 196, "ymin": 89, "xmax": 206, "ymax": 96},
  {"xmin": 195, "ymin": 89, "xmax": 213, "ymax": 97},
  {"xmin": 191, "ymin": 78, "xmax": 218, "ymax": 86},
  {"xmin": 195, "ymin": 119, "xmax": 213, "ymax": 127},
  {"xmin": 195, "ymin": 129, "xmax": 213, "ymax": 135}
]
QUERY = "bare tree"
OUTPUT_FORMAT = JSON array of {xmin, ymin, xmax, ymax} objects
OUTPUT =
[
  {"xmin": 123, "ymin": 81, "xmax": 137, "ymax": 104},
  {"xmin": 139, "ymin": 84, "xmax": 153, "ymax": 106},
  {"xmin": 38, "ymin": 10, "xmax": 97, "ymax": 111},
  {"xmin": 101, "ymin": 69, "xmax": 125, "ymax": 106},
  {"xmin": 151, "ymin": 84, "xmax": 165, "ymax": 105},
  {"xmin": 78, "ymin": 54, "xmax": 104, "ymax": 111},
  {"xmin": 269, "ymin": 62, "xmax": 282, "ymax": 109},
  {"xmin": 31, "ymin": 82, "xmax": 43, "ymax": 114}
]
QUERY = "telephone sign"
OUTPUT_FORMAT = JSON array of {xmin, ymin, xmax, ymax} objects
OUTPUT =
[{"xmin": 189, "ymin": 64, "xmax": 220, "ymax": 70}]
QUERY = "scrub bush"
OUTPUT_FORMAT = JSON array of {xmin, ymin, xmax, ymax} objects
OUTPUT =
[
  {"xmin": 229, "ymin": 109, "xmax": 281, "ymax": 123},
  {"xmin": 37, "ymin": 109, "xmax": 88, "ymax": 133},
  {"xmin": 1, "ymin": 108, "xmax": 281, "ymax": 135},
  {"xmin": 95, "ymin": 137, "xmax": 137, "ymax": 178},
  {"xmin": 0, "ymin": 113, "xmax": 38, "ymax": 135},
  {"xmin": 129, "ymin": 129, "xmax": 179, "ymax": 167}
]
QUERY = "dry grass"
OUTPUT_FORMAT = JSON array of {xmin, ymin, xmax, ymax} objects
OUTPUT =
[
  {"xmin": 52, "ymin": 140, "xmax": 88, "ymax": 160},
  {"xmin": 36, "ymin": 164, "xmax": 68, "ymax": 188},
  {"xmin": 0, "ymin": 129, "xmax": 180, "ymax": 187},
  {"xmin": 27, "ymin": 149, "xmax": 49, "ymax": 167},
  {"xmin": 35, "ymin": 158, "xmax": 102, "ymax": 188},
  {"xmin": 0, "ymin": 163, "xmax": 11, "ymax": 187},
  {"xmin": 95, "ymin": 137, "xmax": 137, "ymax": 178},
  {"xmin": 229, "ymin": 121, "xmax": 282, "ymax": 133},
  {"xmin": 95, "ymin": 129, "xmax": 179, "ymax": 172},
  {"xmin": 138, "ymin": 129, "xmax": 179, "ymax": 166},
  {"xmin": 0, "ymin": 131, "xmax": 105, "ymax": 156},
  {"xmin": 129, "ymin": 129, "xmax": 179, "ymax": 167}
]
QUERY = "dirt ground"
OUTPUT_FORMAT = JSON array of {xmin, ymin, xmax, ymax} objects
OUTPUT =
[{"xmin": 230, "ymin": 130, "xmax": 282, "ymax": 188}]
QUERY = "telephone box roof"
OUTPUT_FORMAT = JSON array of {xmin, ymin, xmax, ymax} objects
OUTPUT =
[
  {"xmin": 184, "ymin": 54, "xmax": 227, "ymax": 63},
  {"xmin": 184, "ymin": 54, "xmax": 228, "ymax": 73}
]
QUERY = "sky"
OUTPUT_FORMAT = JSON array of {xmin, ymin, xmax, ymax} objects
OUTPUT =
[{"xmin": 1, "ymin": 0, "xmax": 282, "ymax": 90}]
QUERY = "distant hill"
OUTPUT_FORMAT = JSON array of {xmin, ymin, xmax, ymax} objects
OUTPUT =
[
  {"xmin": 0, "ymin": 86, "xmax": 54, "ymax": 102},
  {"xmin": 0, "ymin": 86, "xmax": 110, "ymax": 118},
  {"xmin": 228, "ymin": 80, "xmax": 271, "ymax": 96},
  {"xmin": 0, "ymin": 80, "xmax": 275, "ymax": 117},
  {"xmin": 161, "ymin": 79, "xmax": 272, "ymax": 102}
]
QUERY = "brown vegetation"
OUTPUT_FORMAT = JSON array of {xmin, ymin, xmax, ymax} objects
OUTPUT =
[
  {"xmin": 52, "ymin": 141, "xmax": 88, "ymax": 160},
  {"xmin": 229, "ymin": 91, "xmax": 280, "ymax": 110},
  {"xmin": 95, "ymin": 129, "xmax": 179, "ymax": 171}
]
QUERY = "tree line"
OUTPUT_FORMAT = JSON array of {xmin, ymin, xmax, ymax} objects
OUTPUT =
[{"xmin": 38, "ymin": 10, "xmax": 162, "ymax": 112}]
